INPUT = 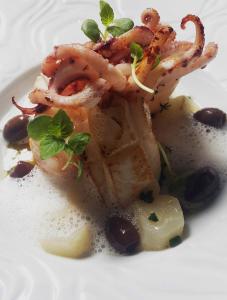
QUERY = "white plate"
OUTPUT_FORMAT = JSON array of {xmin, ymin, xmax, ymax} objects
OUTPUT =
[{"xmin": 1, "ymin": 1, "xmax": 227, "ymax": 299}]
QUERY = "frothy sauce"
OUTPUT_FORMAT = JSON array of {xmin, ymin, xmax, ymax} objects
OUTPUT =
[{"xmin": 0, "ymin": 95, "xmax": 226, "ymax": 256}]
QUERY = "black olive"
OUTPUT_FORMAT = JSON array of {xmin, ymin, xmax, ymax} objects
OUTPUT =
[
  {"xmin": 3, "ymin": 115, "xmax": 29, "ymax": 143},
  {"xmin": 10, "ymin": 161, "xmax": 34, "ymax": 178},
  {"xmin": 105, "ymin": 216, "xmax": 140, "ymax": 254},
  {"xmin": 194, "ymin": 108, "xmax": 226, "ymax": 128},
  {"xmin": 183, "ymin": 167, "xmax": 220, "ymax": 212}
]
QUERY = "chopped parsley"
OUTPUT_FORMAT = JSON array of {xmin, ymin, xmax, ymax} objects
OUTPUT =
[
  {"xmin": 148, "ymin": 212, "xmax": 159, "ymax": 222},
  {"xmin": 169, "ymin": 236, "xmax": 182, "ymax": 248}
]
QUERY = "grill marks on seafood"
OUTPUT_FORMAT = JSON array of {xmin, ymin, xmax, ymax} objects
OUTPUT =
[
  {"xmin": 30, "ymin": 44, "xmax": 127, "ymax": 109},
  {"xmin": 94, "ymin": 26, "xmax": 154, "ymax": 64},
  {"xmin": 135, "ymin": 13, "xmax": 217, "ymax": 112}
]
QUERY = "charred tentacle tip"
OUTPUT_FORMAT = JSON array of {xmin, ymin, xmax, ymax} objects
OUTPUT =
[
  {"xmin": 12, "ymin": 97, "xmax": 48, "ymax": 115},
  {"xmin": 181, "ymin": 14, "xmax": 204, "ymax": 33},
  {"xmin": 141, "ymin": 8, "xmax": 160, "ymax": 31},
  {"xmin": 180, "ymin": 14, "xmax": 205, "ymax": 58}
]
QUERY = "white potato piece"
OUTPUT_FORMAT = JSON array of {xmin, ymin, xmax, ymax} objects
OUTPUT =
[
  {"xmin": 41, "ymin": 224, "xmax": 92, "ymax": 258},
  {"xmin": 134, "ymin": 195, "xmax": 184, "ymax": 251},
  {"xmin": 153, "ymin": 96, "xmax": 199, "ymax": 131}
]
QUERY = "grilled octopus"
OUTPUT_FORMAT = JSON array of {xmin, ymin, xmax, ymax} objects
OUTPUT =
[{"xmin": 27, "ymin": 9, "xmax": 217, "ymax": 207}]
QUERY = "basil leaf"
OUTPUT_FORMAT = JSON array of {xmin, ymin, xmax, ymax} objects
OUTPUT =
[
  {"xmin": 100, "ymin": 0, "xmax": 114, "ymax": 26},
  {"xmin": 130, "ymin": 42, "xmax": 143, "ymax": 62},
  {"xmin": 68, "ymin": 132, "xmax": 91, "ymax": 155},
  {"xmin": 40, "ymin": 135, "xmax": 65, "ymax": 160},
  {"xmin": 81, "ymin": 19, "xmax": 101, "ymax": 42},
  {"xmin": 112, "ymin": 18, "xmax": 134, "ymax": 33},
  {"xmin": 107, "ymin": 25, "xmax": 125, "ymax": 37},
  {"xmin": 48, "ymin": 109, "xmax": 73, "ymax": 139},
  {"xmin": 27, "ymin": 115, "xmax": 52, "ymax": 141}
]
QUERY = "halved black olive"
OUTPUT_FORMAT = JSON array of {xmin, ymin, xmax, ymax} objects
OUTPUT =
[
  {"xmin": 194, "ymin": 108, "xmax": 226, "ymax": 128},
  {"xmin": 105, "ymin": 216, "xmax": 140, "ymax": 254},
  {"xmin": 3, "ymin": 115, "xmax": 29, "ymax": 143},
  {"xmin": 183, "ymin": 167, "xmax": 220, "ymax": 212},
  {"xmin": 10, "ymin": 161, "xmax": 34, "ymax": 178}
]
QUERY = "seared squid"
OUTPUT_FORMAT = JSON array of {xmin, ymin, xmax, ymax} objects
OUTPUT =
[{"xmin": 28, "ymin": 8, "xmax": 217, "ymax": 207}]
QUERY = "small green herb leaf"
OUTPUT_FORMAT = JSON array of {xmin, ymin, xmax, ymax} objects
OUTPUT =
[
  {"xmin": 113, "ymin": 18, "xmax": 134, "ymax": 33},
  {"xmin": 107, "ymin": 18, "xmax": 134, "ymax": 37},
  {"xmin": 130, "ymin": 42, "xmax": 144, "ymax": 62},
  {"xmin": 169, "ymin": 236, "xmax": 182, "ymax": 248},
  {"xmin": 40, "ymin": 135, "xmax": 65, "ymax": 160},
  {"xmin": 48, "ymin": 109, "xmax": 73, "ymax": 139},
  {"xmin": 99, "ymin": 0, "xmax": 114, "ymax": 26},
  {"xmin": 106, "ymin": 25, "xmax": 124, "ymax": 37},
  {"xmin": 68, "ymin": 132, "xmax": 91, "ymax": 155},
  {"xmin": 81, "ymin": 19, "xmax": 101, "ymax": 42},
  {"xmin": 148, "ymin": 212, "xmax": 159, "ymax": 222},
  {"xmin": 27, "ymin": 115, "xmax": 52, "ymax": 141}
]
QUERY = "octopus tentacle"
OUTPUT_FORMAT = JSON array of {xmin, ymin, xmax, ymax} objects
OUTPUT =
[
  {"xmin": 48, "ymin": 44, "xmax": 126, "ymax": 91},
  {"xmin": 31, "ymin": 44, "xmax": 128, "ymax": 108},
  {"xmin": 161, "ymin": 41, "xmax": 193, "ymax": 58},
  {"xmin": 94, "ymin": 26, "xmax": 154, "ymax": 64},
  {"xmin": 180, "ymin": 15, "xmax": 205, "ymax": 59},
  {"xmin": 136, "ymin": 26, "xmax": 176, "ymax": 83},
  {"xmin": 12, "ymin": 97, "xmax": 48, "ymax": 115},
  {"xmin": 139, "ymin": 14, "xmax": 206, "ymax": 92},
  {"xmin": 141, "ymin": 8, "xmax": 160, "ymax": 32},
  {"xmin": 159, "ymin": 14, "xmax": 205, "ymax": 72},
  {"xmin": 149, "ymin": 42, "xmax": 218, "ymax": 113},
  {"xmin": 29, "ymin": 79, "xmax": 110, "ymax": 109}
]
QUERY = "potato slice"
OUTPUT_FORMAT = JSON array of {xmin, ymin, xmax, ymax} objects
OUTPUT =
[
  {"xmin": 153, "ymin": 96, "xmax": 199, "ymax": 129},
  {"xmin": 134, "ymin": 195, "xmax": 184, "ymax": 251},
  {"xmin": 41, "ymin": 224, "xmax": 92, "ymax": 258},
  {"xmin": 152, "ymin": 96, "xmax": 200, "ymax": 150}
]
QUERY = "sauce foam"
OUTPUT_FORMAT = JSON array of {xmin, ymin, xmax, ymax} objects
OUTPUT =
[{"xmin": 0, "ymin": 96, "xmax": 227, "ymax": 255}]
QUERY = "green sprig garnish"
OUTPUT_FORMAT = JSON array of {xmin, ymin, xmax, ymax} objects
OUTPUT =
[
  {"xmin": 81, "ymin": 0, "xmax": 134, "ymax": 42},
  {"xmin": 130, "ymin": 42, "xmax": 155, "ymax": 94},
  {"xmin": 107, "ymin": 18, "xmax": 134, "ymax": 37},
  {"xmin": 81, "ymin": 19, "xmax": 101, "ymax": 43},
  {"xmin": 100, "ymin": 0, "xmax": 114, "ymax": 26},
  {"xmin": 27, "ymin": 109, "xmax": 91, "ymax": 179}
]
